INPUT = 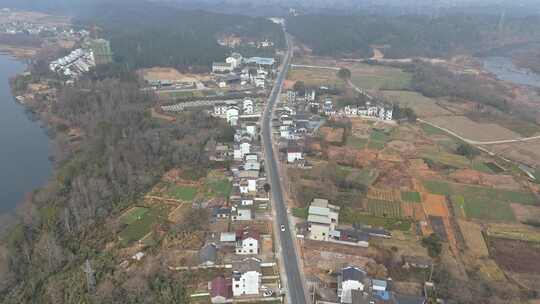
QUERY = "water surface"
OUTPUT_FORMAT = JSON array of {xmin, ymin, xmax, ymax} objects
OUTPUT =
[
  {"xmin": 0, "ymin": 54, "xmax": 52, "ymax": 213},
  {"xmin": 482, "ymin": 56, "xmax": 540, "ymax": 87}
]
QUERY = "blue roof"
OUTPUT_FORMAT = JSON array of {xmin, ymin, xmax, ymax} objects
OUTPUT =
[
  {"xmin": 373, "ymin": 290, "xmax": 390, "ymax": 301},
  {"xmin": 246, "ymin": 57, "xmax": 275, "ymax": 66}
]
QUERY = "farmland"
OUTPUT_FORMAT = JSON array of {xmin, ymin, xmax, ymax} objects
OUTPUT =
[
  {"xmin": 367, "ymin": 199, "xmax": 402, "ymax": 218},
  {"xmin": 347, "ymin": 63, "xmax": 412, "ymax": 90},
  {"xmin": 381, "ymin": 91, "xmax": 452, "ymax": 117},
  {"xmin": 166, "ymin": 184, "xmax": 198, "ymax": 201},
  {"xmin": 287, "ymin": 67, "xmax": 345, "ymax": 89},
  {"xmin": 423, "ymin": 180, "xmax": 537, "ymax": 221},
  {"xmin": 425, "ymin": 116, "xmax": 522, "ymax": 142},
  {"xmin": 341, "ymin": 208, "xmax": 411, "ymax": 231},
  {"xmin": 118, "ymin": 205, "xmax": 169, "ymax": 245},
  {"xmin": 420, "ymin": 148, "xmax": 470, "ymax": 169}
]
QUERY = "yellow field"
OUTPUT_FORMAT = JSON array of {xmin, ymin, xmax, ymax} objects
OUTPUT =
[{"xmin": 458, "ymin": 219, "xmax": 489, "ymax": 257}]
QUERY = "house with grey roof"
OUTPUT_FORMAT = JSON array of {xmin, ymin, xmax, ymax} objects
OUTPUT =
[
  {"xmin": 199, "ymin": 243, "xmax": 218, "ymax": 266},
  {"xmin": 307, "ymin": 198, "xmax": 340, "ymax": 241}
]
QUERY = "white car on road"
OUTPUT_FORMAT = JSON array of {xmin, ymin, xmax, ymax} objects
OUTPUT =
[{"xmin": 280, "ymin": 224, "xmax": 286, "ymax": 232}]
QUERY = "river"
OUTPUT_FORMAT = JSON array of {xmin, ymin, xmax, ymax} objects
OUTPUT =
[
  {"xmin": 481, "ymin": 56, "xmax": 540, "ymax": 87},
  {"xmin": 0, "ymin": 54, "xmax": 52, "ymax": 213}
]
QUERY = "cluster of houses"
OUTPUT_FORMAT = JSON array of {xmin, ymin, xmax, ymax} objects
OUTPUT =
[
  {"xmin": 340, "ymin": 102, "xmax": 393, "ymax": 121},
  {"xmin": 302, "ymin": 198, "xmax": 392, "ymax": 248},
  {"xmin": 200, "ymin": 100, "xmax": 280, "ymax": 302},
  {"xmin": 49, "ymin": 48, "xmax": 95, "ymax": 79},
  {"xmin": 313, "ymin": 265, "xmax": 426, "ymax": 304},
  {"xmin": 212, "ymin": 53, "xmax": 276, "ymax": 89},
  {"xmin": 212, "ymin": 98, "xmax": 261, "ymax": 126}
]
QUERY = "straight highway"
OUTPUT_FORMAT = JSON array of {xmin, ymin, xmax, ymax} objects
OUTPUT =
[{"xmin": 262, "ymin": 32, "xmax": 308, "ymax": 304}]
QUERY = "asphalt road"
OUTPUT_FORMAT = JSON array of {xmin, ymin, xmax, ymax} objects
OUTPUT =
[{"xmin": 262, "ymin": 33, "xmax": 307, "ymax": 304}]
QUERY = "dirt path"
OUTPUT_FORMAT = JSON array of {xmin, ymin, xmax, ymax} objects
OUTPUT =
[{"xmin": 418, "ymin": 119, "xmax": 540, "ymax": 145}]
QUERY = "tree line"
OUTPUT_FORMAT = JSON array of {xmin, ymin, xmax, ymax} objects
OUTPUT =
[
  {"xmin": 287, "ymin": 14, "xmax": 540, "ymax": 58},
  {"xmin": 74, "ymin": 1, "xmax": 284, "ymax": 71}
]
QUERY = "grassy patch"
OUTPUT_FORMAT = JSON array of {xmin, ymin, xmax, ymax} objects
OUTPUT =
[
  {"xmin": 421, "ymin": 123, "xmax": 446, "ymax": 136},
  {"xmin": 119, "ymin": 207, "xmax": 150, "ymax": 225},
  {"xmin": 166, "ymin": 184, "xmax": 198, "ymax": 201},
  {"xmin": 472, "ymin": 161, "xmax": 494, "ymax": 174},
  {"xmin": 292, "ymin": 207, "xmax": 308, "ymax": 219},
  {"xmin": 401, "ymin": 191, "xmax": 422, "ymax": 203},
  {"xmin": 349, "ymin": 63, "xmax": 412, "ymax": 90},
  {"xmin": 119, "ymin": 206, "xmax": 168, "ymax": 245},
  {"xmin": 485, "ymin": 162, "xmax": 505, "ymax": 173},
  {"xmin": 370, "ymin": 129, "xmax": 390, "ymax": 142},
  {"xmin": 205, "ymin": 179, "xmax": 232, "ymax": 198},
  {"xmin": 346, "ymin": 136, "xmax": 368, "ymax": 149},
  {"xmin": 342, "ymin": 208, "xmax": 411, "ymax": 231},
  {"xmin": 420, "ymin": 149, "xmax": 470, "ymax": 169}
]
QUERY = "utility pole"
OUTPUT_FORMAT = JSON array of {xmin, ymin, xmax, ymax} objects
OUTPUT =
[{"xmin": 82, "ymin": 259, "xmax": 96, "ymax": 293}]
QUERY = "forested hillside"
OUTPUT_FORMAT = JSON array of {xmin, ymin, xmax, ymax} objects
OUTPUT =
[
  {"xmin": 0, "ymin": 78, "xmax": 230, "ymax": 302},
  {"xmin": 287, "ymin": 14, "xmax": 540, "ymax": 58},
  {"xmin": 75, "ymin": 2, "xmax": 285, "ymax": 71}
]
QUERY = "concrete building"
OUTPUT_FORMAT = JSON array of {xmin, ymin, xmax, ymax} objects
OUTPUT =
[
  {"xmin": 287, "ymin": 146, "xmax": 304, "ymax": 163},
  {"xmin": 232, "ymin": 257, "xmax": 261, "ymax": 297},
  {"xmin": 307, "ymin": 198, "xmax": 340, "ymax": 241},
  {"xmin": 213, "ymin": 62, "xmax": 234, "ymax": 73}
]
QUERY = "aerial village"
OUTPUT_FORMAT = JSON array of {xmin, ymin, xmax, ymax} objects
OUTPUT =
[{"xmin": 6, "ymin": 7, "xmax": 540, "ymax": 303}]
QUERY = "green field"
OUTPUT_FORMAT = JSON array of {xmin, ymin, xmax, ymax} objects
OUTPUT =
[
  {"xmin": 472, "ymin": 161, "xmax": 495, "ymax": 174},
  {"xmin": 167, "ymin": 184, "xmax": 198, "ymax": 201},
  {"xmin": 424, "ymin": 180, "xmax": 537, "ymax": 221},
  {"xmin": 119, "ymin": 205, "xmax": 168, "ymax": 245},
  {"xmin": 119, "ymin": 207, "xmax": 149, "ymax": 225},
  {"xmin": 287, "ymin": 68, "xmax": 346, "ymax": 89},
  {"xmin": 205, "ymin": 178, "xmax": 232, "ymax": 198},
  {"xmin": 401, "ymin": 191, "xmax": 422, "ymax": 203},
  {"xmin": 420, "ymin": 123, "xmax": 447, "ymax": 136},
  {"xmin": 341, "ymin": 208, "xmax": 411, "ymax": 231},
  {"xmin": 367, "ymin": 129, "xmax": 391, "ymax": 150},
  {"xmin": 420, "ymin": 149, "xmax": 470, "ymax": 169},
  {"xmin": 367, "ymin": 199, "xmax": 402, "ymax": 218},
  {"xmin": 292, "ymin": 207, "xmax": 308, "ymax": 219},
  {"xmin": 346, "ymin": 136, "xmax": 368, "ymax": 149},
  {"xmin": 349, "ymin": 63, "xmax": 412, "ymax": 90}
]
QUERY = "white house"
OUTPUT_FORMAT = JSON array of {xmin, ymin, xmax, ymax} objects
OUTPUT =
[
  {"xmin": 241, "ymin": 196, "xmax": 254, "ymax": 206},
  {"xmin": 232, "ymin": 206, "xmax": 253, "ymax": 221},
  {"xmin": 233, "ymin": 144, "xmax": 243, "ymax": 161},
  {"xmin": 243, "ymin": 99, "xmax": 254, "ymax": 115},
  {"xmin": 232, "ymin": 257, "xmax": 261, "ymax": 297},
  {"xmin": 235, "ymin": 228, "xmax": 259, "ymax": 255},
  {"xmin": 245, "ymin": 124, "xmax": 257, "ymax": 138},
  {"xmin": 244, "ymin": 159, "xmax": 260, "ymax": 171},
  {"xmin": 338, "ymin": 266, "xmax": 367, "ymax": 304},
  {"xmin": 384, "ymin": 108, "xmax": 393, "ymax": 120},
  {"xmin": 213, "ymin": 62, "xmax": 234, "ymax": 73},
  {"xmin": 226, "ymin": 107, "xmax": 240, "ymax": 126},
  {"xmin": 286, "ymin": 146, "xmax": 303, "ymax": 163},
  {"xmin": 344, "ymin": 105, "xmax": 358, "ymax": 116},
  {"xmin": 367, "ymin": 106, "xmax": 378, "ymax": 116},
  {"xmin": 240, "ymin": 140, "xmax": 251, "ymax": 157},
  {"xmin": 226, "ymin": 53, "xmax": 243, "ymax": 69},
  {"xmin": 280, "ymin": 125, "xmax": 291, "ymax": 139}
]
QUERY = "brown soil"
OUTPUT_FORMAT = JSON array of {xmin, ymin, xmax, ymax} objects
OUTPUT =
[
  {"xmin": 386, "ymin": 140, "xmax": 416, "ymax": 155},
  {"xmin": 490, "ymin": 238, "xmax": 540, "ymax": 274},
  {"xmin": 320, "ymin": 126, "xmax": 345, "ymax": 144},
  {"xmin": 449, "ymin": 169, "xmax": 521, "ymax": 190},
  {"xmin": 510, "ymin": 203, "xmax": 540, "ymax": 222}
]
